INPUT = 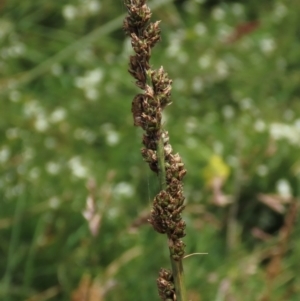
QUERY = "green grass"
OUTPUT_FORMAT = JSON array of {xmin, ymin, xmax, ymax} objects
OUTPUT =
[{"xmin": 1, "ymin": 1, "xmax": 300, "ymax": 300}]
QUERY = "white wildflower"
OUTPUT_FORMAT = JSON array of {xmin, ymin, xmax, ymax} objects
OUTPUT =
[
  {"xmin": 62, "ymin": 5, "xmax": 78, "ymax": 20},
  {"xmin": 240, "ymin": 98, "xmax": 253, "ymax": 110},
  {"xmin": 49, "ymin": 108, "xmax": 67, "ymax": 123},
  {"xmin": 213, "ymin": 141, "xmax": 224, "ymax": 154},
  {"xmin": 185, "ymin": 117, "xmax": 198, "ymax": 134},
  {"xmin": 194, "ymin": 23, "xmax": 207, "ymax": 36},
  {"xmin": 276, "ymin": 179, "xmax": 292, "ymax": 198},
  {"xmin": 212, "ymin": 7, "xmax": 226, "ymax": 21},
  {"xmin": 106, "ymin": 130, "xmax": 120, "ymax": 146},
  {"xmin": 9, "ymin": 90, "xmax": 21, "ymax": 102},
  {"xmin": 46, "ymin": 162, "xmax": 61, "ymax": 175},
  {"xmin": 68, "ymin": 156, "xmax": 89, "ymax": 178},
  {"xmin": 85, "ymin": 88, "xmax": 99, "ymax": 100},
  {"xmin": 0, "ymin": 147, "xmax": 10, "ymax": 163},
  {"xmin": 113, "ymin": 182, "xmax": 134, "ymax": 199},
  {"xmin": 74, "ymin": 128, "xmax": 96, "ymax": 143},
  {"xmin": 167, "ymin": 39, "xmax": 181, "ymax": 57},
  {"xmin": 270, "ymin": 122, "xmax": 300, "ymax": 146},
  {"xmin": 257, "ymin": 165, "xmax": 268, "ymax": 177},
  {"xmin": 254, "ymin": 120, "xmax": 266, "ymax": 132},
  {"xmin": 260, "ymin": 38, "xmax": 276, "ymax": 54},
  {"xmin": 29, "ymin": 167, "xmax": 40, "ymax": 180},
  {"xmin": 231, "ymin": 3, "xmax": 244, "ymax": 16},
  {"xmin": 51, "ymin": 64, "xmax": 63, "ymax": 76},
  {"xmin": 86, "ymin": 0, "xmax": 101, "ymax": 13},
  {"xmin": 294, "ymin": 119, "xmax": 300, "ymax": 130},
  {"xmin": 222, "ymin": 105, "xmax": 235, "ymax": 119},
  {"xmin": 49, "ymin": 196, "xmax": 60, "ymax": 209},
  {"xmin": 35, "ymin": 114, "xmax": 49, "ymax": 132},
  {"xmin": 192, "ymin": 76, "xmax": 204, "ymax": 93},
  {"xmin": 198, "ymin": 54, "xmax": 212, "ymax": 69},
  {"xmin": 273, "ymin": 3, "xmax": 288, "ymax": 22},
  {"xmin": 215, "ymin": 60, "xmax": 228, "ymax": 78}
]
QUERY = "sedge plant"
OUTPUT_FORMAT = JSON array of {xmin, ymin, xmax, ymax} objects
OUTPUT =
[{"xmin": 123, "ymin": 1, "xmax": 188, "ymax": 300}]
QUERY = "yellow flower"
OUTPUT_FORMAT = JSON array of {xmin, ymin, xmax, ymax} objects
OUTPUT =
[{"xmin": 203, "ymin": 155, "xmax": 230, "ymax": 187}]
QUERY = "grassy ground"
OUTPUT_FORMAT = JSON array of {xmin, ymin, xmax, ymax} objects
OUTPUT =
[{"xmin": 1, "ymin": 1, "xmax": 300, "ymax": 300}]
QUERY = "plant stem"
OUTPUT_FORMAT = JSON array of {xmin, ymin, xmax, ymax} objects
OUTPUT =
[
  {"xmin": 170, "ymin": 258, "xmax": 187, "ymax": 301},
  {"xmin": 157, "ymin": 136, "xmax": 187, "ymax": 301}
]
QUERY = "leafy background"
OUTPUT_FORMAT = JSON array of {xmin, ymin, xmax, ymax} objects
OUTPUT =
[{"xmin": 0, "ymin": 0, "xmax": 299, "ymax": 300}]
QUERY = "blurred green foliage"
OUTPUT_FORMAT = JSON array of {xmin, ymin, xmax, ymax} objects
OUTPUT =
[{"xmin": 1, "ymin": 0, "xmax": 300, "ymax": 300}]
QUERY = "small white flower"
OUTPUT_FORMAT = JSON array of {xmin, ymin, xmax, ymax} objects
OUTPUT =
[
  {"xmin": 113, "ymin": 182, "xmax": 134, "ymax": 199},
  {"xmin": 85, "ymin": 68, "xmax": 103, "ymax": 85},
  {"xmin": 254, "ymin": 120, "xmax": 266, "ymax": 132},
  {"xmin": 222, "ymin": 105, "xmax": 235, "ymax": 119},
  {"xmin": 192, "ymin": 77, "xmax": 204, "ymax": 93},
  {"xmin": 49, "ymin": 196, "xmax": 60, "ymax": 209},
  {"xmin": 50, "ymin": 108, "xmax": 67, "ymax": 123},
  {"xmin": 240, "ymin": 98, "xmax": 252, "ymax": 110},
  {"xmin": 231, "ymin": 3, "xmax": 244, "ymax": 16},
  {"xmin": 167, "ymin": 39, "xmax": 181, "ymax": 57},
  {"xmin": 294, "ymin": 119, "xmax": 300, "ymax": 130},
  {"xmin": 68, "ymin": 156, "xmax": 89, "ymax": 178},
  {"xmin": 215, "ymin": 60, "xmax": 228, "ymax": 78},
  {"xmin": 260, "ymin": 38, "xmax": 276, "ymax": 54},
  {"xmin": 46, "ymin": 162, "xmax": 60, "ymax": 175},
  {"xmin": 257, "ymin": 165, "xmax": 268, "ymax": 177},
  {"xmin": 106, "ymin": 130, "xmax": 120, "ymax": 146},
  {"xmin": 74, "ymin": 128, "xmax": 96, "ymax": 143},
  {"xmin": 269, "ymin": 122, "xmax": 300, "ymax": 146},
  {"xmin": 62, "ymin": 5, "xmax": 78, "ymax": 20},
  {"xmin": 74, "ymin": 68, "xmax": 103, "ymax": 101},
  {"xmin": 9, "ymin": 90, "xmax": 21, "ymax": 102},
  {"xmin": 86, "ymin": 0, "xmax": 101, "ymax": 13},
  {"xmin": 198, "ymin": 54, "xmax": 212, "ymax": 69},
  {"xmin": 194, "ymin": 23, "xmax": 207, "ymax": 36},
  {"xmin": 183, "ymin": 1, "xmax": 197, "ymax": 13},
  {"xmin": 212, "ymin": 7, "xmax": 226, "ymax": 21},
  {"xmin": 35, "ymin": 114, "xmax": 49, "ymax": 132},
  {"xmin": 0, "ymin": 147, "xmax": 10, "ymax": 163},
  {"xmin": 29, "ymin": 167, "xmax": 40, "ymax": 180},
  {"xmin": 10, "ymin": 43, "xmax": 25, "ymax": 56},
  {"xmin": 24, "ymin": 100, "xmax": 41, "ymax": 117},
  {"xmin": 276, "ymin": 179, "xmax": 292, "ymax": 198},
  {"xmin": 185, "ymin": 117, "xmax": 198, "ymax": 133},
  {"xmin": 51, "ymin": 64, "xmax": 63, "ymax": 76},
  {"xmin": 213, "ymin": 141, "xmax": 224, "ymax": 155},
  {"xmin": 23, "ymin": 147, "xmax": 35, "ymax": 161},
  {"xmin": 85, "ymin": 88, "xmax": 99, "ymax": 100},
  {"xmin": 217, "ymin": 25, "xmax": 232, "ymax": 42},
  {"xmin": 273, "ymin": 3, "xmax": 288, "ymax": 22}
]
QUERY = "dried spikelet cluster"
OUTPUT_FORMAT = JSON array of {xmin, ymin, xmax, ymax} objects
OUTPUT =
[
  {"xmin": 157, "ymin": 268, "xmax": 175, "ymax": 301},
  {"xmin": 123, "ymin": 0, "xmax": 187, "ymax": 265}
]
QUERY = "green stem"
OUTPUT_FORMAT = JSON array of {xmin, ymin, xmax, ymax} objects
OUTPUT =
[
  {"xmin": 157, "ymin": 135, "xmax": 187, "ymax": 301},
  {"xmin": 170, "ymin": 258, "xmax": 187, "ymax": 301}
]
